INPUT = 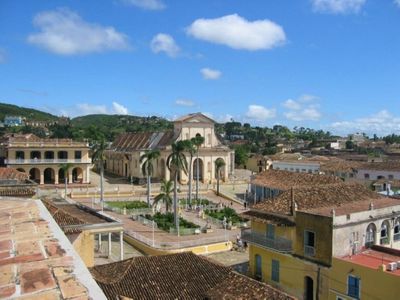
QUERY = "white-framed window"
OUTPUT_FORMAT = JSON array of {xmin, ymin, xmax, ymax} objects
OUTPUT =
[
  {"xmin": 347, "ymin": 275, "xmax": 360, "ymax": 299},
  {"xmin": 380, "ymin": 221, "xmax": 390, "ymax": 245},
  {"xmin": 394, "ymin": 219, "xmax": 400, "ymax": 241},
  {"xmin": 266, "ymin": 224, "xmax": 275, "ymax": 240},
  {"xmin": 304, "ymin": 230, "xmax": 315, "ymax": 257}
]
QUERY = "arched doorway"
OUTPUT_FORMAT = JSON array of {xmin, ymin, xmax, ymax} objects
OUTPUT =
[
  {"xmin": 58, "ymin": 168, "xmax": 66, "ymax": 184},
  {"xmin": 365, "ymin": 223, "xmax": 377, "ymax": 248},
  {"xmin": 380, "ymin": 220, "xmax": 390, "ymax": 245},
  {"xmin": 193, "ymin": 158, "xmax": 204, "ymax": 182},
  {"xmin": 160, "ymin": 159, "xmax": 166, "ymax": 179},
  {"xmin": 44, "ymin": 168, "xmax": 55, "ymax": 184},
  {"xmin": 29, "ymin": 168, "xmax": 40, "ymax": 183},
  {"xmin": 30, "ymin": 151, "xmax": 41, "ymax": 159},
  {"xmin": 304, "ymin": 276, "xmax": 314, "ymax": 300},
  {"xmin": 214, "ymin": 158, "xmax": 226, "ymax": 181},
  {"xmin": 44, "ymin": 151, "xmax": 54, "ymax": 159},
  {"xmin": 72, "ymin": 167, "xmax": 83, "ymax": 183}
]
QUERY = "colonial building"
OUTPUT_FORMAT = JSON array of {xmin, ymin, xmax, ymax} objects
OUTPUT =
[
  {"xmin": 242, "ymin": 181, "xmax": 400, "ymax": 299},
  {"xmin": 1, "ymin": 133, "xmax": 91, "ymax": 185},
  {"xmin": 105, "ymin": 113, "xmax": 235, "ymax": 184}
]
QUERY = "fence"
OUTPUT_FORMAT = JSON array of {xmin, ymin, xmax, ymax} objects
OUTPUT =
[
  {"xmin": 125, "ymin": 230, "xmax": 229, "ymax": 249},
  {"xmin": 132, "ymin": 215, "xmax": 158, "ymax": 229},
  {"xmin": 169, "ymin": 227, "xmax": 200, "ymax": 236}
]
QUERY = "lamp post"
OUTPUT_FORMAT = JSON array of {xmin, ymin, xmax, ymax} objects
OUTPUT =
[{"xmin": 223, "ymin": 216, "xmax": 227, "ymax": 242}]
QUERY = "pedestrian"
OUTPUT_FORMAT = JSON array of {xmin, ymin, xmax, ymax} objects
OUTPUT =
[
  {"xmin": 244, "ymin": 201, "xmax": 247, "ymax": 209},
  {"xmin": 230, "ymin": 201, "xmax": 233, "ymax": 207},
  {"xmin": 236, "ymin": 234, "xmax": 240, "ymax": 244}
]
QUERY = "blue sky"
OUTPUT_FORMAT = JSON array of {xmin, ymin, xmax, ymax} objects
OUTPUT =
[{"xmin": 0, "ymin": 0, "xmax": 400, "ymax": 136}]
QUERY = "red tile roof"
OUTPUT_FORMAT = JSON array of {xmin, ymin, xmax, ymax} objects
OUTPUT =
[
  {"xmin": 0, "ymin": 168, "xmax": 29, "ymax": 181},
  {"xmin": 90, "ymin": 252, "xmax": 295, "ymax": 300},
  {"xmin": 252, "ymin": 169, "xmax": 341, "ymax": 191},
  {"xmin": 110, "ymin": 131, "xmax": 175, "ymax": 151}
]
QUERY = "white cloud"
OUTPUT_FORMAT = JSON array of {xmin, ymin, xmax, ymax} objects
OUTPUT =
[
  {"xmin": 121, "ymin": 0, "xmax": 165, "ymax": 10},
  {"xmin": 175, "ymin": 99, "xmax": 195, "ymax": 107},
  {"xmin": 395, "ymin": 0, "xmax": 400, "ymax": 7},
  {"xmin": 27, "ymin": 8, "xmax": 129, "ymax": 55},
  {"xmin": 150, "ymin": 33, "xmax": 180, "ymax": 57},
  {"xmin": 311, "ymin": 0, "xmax": 366, "ymax": 14},
  {"xmin": 76, "ymin": 103, "xmax": 108, "ymax": 115},
  {"xmin": 112, "ymin": 101, "xmax": 128, "ymax": 114},
  {"xmin": 283, "ymin": 95, "xmax": 321, "ymax": 121},
  {"xmin": 186, "ymin": 14, "xmax": 286, "ymax": 51},
  {"xmin": 0, "ymin": 48, "xmax": 6, "ymax": 63},
  {"xmin": 330, "ymin": 110, "xmax": 400, "ymax": 136},
  {"xmin": 245, "ymin": 105, "xmax": 276, "ymax": 121},
  {"xmin": 200, "ymin": 68, "xmax": 222, "ymax": 80}
]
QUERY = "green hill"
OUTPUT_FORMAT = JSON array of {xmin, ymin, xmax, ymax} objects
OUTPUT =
[{"xmin": 0, "ymin": 102, "xmax": 58, "ymax": 122}]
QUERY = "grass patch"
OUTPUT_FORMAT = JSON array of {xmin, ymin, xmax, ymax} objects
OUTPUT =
[
  {"xmin": 179, "ymin": 198, "xmax": 215, "ymax": 206},
  {"xmin": 106, "ymin": 201, "xmax": 149, "ymax": 209},
  {"xmin": 144, "ymin": 212, "xmax": 200, "ymax": 232},
  {"xmin": 204, "ymin": 207, "xmax": 245, "ymax": 224}
]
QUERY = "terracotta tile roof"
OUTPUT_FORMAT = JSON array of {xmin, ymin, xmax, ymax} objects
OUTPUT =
[
  {"xmin": 240, "ymin": 210, "xmax": 295, "ymax": 226},
  {"xmin": 319, "ymin": 159, "xmax": 362, "ymax": 173},
  {"xmin": 358, "ymin": 161, "xmax": 400, "ymax": 172},
  {"xmin": 110, "ymin": 131, "xmax": 175, "ymax": 152},
  {"xmin": 253, "ymin": 182, "xmax": 384, "ymax": 216},
  {"xmin": 252, "ymin": 169, "xmax": 341, "ymax": 191},
  {"xmin": 0, "ymin": 198, "xmax": 106, "ymax": 299},
  {"xmin": 90, "ymin": 252, "xmax": 295, "ymax": 300},
  {"xmin": 0, "ymin": 167, "xmax": 29, "ymax": 181},
  {"xmin": 205, "ymin": 272, "xmax": 296, "ymax": 300}
]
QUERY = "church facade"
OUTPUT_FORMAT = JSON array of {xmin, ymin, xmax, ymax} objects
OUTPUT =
[{"xmin": 104, "ymin": 113, "xmax": 235, "ymax": 184}]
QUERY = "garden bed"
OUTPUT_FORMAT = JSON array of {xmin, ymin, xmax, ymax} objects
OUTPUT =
[
  {"xmin": 204, "ymin": 207, "xmax": 246, "ymax": 224},
  {"xmin": 106, "ymin": 201, "xmax": 149, "ymax": 209},
  {"xmin": 143, "ymin": 212, "xmax": 200, "ymax": 234}
]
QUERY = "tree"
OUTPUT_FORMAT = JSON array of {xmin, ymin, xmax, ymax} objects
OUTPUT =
[
  {"xmin": 140, "ymin": 149, "xmax": 161, "ymax": 207},
  {"xmin": 92, "ymin": 139, "xmax": 107, "ymax": 211},
  {"xmin": 214, "ymin": 158, "xmax": 226, "ymax": 196},
  {"xmin": 166, "ymin": 141, "xmax": 188, "ymax": 235},
  {"xmin": 153, "ymin": 179, "xmax": 173, "ymax": 212},
  {"xmin": 59, "ymin": 163, "xmax": 73, "ymax": 198},
  {"xmin": 182, "ymin": 140, "xmax": 196, "ymax": 207},
  {"xmin": 346, "ymin": 140, "xmax": 355, "ymax": 150},
  {"xmin": 234, "ymin": 145, "xmax": 249, "ymax": 166},
  {"xmin": 191, "ymin": 135, "xmax": 205, "ymax": 202}
]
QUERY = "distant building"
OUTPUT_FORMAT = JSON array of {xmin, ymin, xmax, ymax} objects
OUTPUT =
[
  {"xmin": 356, "ymin": 162, "xmax": 400, "ymax": 181},
  {"xmin": 243, "ymin": 154, "xmax": 271, "ymax": 173},
  {"xmin": 272, "ymin": 160, "xmax": 320, "ymax": 174},
  {"xmin": 0, "ymin": 167, "xmax": 37, "ymax": 197},
  {"xmin": 105, "ymin": 113, "xmax": 235, "ymax": 184},
  {"xmin": 242, "ymin": 182, "xmax": 400, "ymax": 299},
  {"xmin": 4, "ymin": 115, "xmax": 23, "ymax": 126},
  {"xmin": 1, "ymin": 133, "xmax": 91, "ymax": 185}
]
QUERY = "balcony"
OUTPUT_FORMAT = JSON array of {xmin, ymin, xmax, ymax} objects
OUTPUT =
[
  {"xmin": 241, "ymin": 228, "xmax": 292, "ymax": 253},
  {"xmin": 6, "ymin": 159, "xmax": 91, "ymax": 165}
]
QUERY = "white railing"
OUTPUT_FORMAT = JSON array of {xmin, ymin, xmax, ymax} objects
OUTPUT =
[
  {"xmin": 6, "ymin": 159, "xmax": 91, "ymax": 164},
  {"xmin": 125, "ymin": 230, "xmax": 228, "ymax": 249}
]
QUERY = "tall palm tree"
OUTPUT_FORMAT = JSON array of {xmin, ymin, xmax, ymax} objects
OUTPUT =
[
  {"xmin": 92, "ymin": 139, "xmax": 107, "ymax": 211},
  {"xmin": 167, "ymin": 141, "xmax": 188, "ymax": 234},
  {"xmin": 59, "ymin": 163, "xmax": 73, "ymax": 198},
  {"xmin": 182, "ymin": 140, "xmax": 196, "ymax": 207},
  {"xmin": 214, "ymin": 158, "xmax": 226, "ymax": 196},
  {"xmin": 140, "ymin": 149, "xmax": 161, "ymax": 207},
  {"xmin": 153, "ymin": 179, "xmax": 173, "ymax": 212},
  {"xmin": 191, "ymin": 135, "xmax": 204, "ymax": 203}
]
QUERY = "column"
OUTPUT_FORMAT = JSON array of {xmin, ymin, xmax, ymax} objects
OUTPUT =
[
  {"xmin": 120, "ymin": 231, "xmax": 124, "ymax": 260},
  {"xmin": 108, "ymin": 232, "xmax": 112, "ymax": 258},
  {"xmin": 40, "ymin": 170, "xmax": 44, "ymax": 185},
  {"xmin": 55, "ymin": 171, "xmax": 59, "ymax": 185},
  {"xmin": 374, "ymin": 230, "xmax": 379, "ymax": 245},
  {"xmin": 98, "ymin": 233, "xmax": 102, "ymax": 252},
  {"xmin": 68, "ymin": 172, "xmax": 73, "ymax": 184}
]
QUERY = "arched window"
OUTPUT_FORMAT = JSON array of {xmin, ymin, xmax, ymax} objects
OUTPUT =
[
  {"xmin": 380, "ymin": 221, "xmax": 390, "ymax": 245},
  {"xmin": 365, "ymin": 223, "xmax": 376, "ymax": 248},
  {"xmin": 394, "ymin": 219, "xmax": 400, "ymax": 242}
]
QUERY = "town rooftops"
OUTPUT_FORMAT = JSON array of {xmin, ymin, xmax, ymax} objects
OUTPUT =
[
  {"xmin": 338, "ymin": 245, "xmax": 400, "ymax": 276},
  {"xmin": 110, "ymin": 131, "xmax": 176, "ymax": 152},
  {"xmin": 0, "ymin": 168, "xmax": 36, "ymax": 197},
  {"xmin": 3, "ymin": 133, "xmax": 89, "ymax": 148},
  {"xmin": 90, "ymin": 252, "xmax": 295, "ymax": 300},
  {"xmin": 357, "ymin": 161, "xmax": 400, "ymax": 172},
  {"xmin": 251, "ymin": 169, "xmax": 341, "ymax": 191},
  {"xmin": 319, "ymin": 159, "xmax": 362, "ymax": 173},
  {"xmin": 0, "ymin": 198, "xmax": 106, "ymax": 299},
  {"xmin": 252, "ymin": 182, "xmax": 386, "ymax": 217}
]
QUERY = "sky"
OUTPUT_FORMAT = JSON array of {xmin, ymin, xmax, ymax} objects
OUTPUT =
[{"xmin": 0, "ymin": 0, "xmax": 400, "ymax": 136}]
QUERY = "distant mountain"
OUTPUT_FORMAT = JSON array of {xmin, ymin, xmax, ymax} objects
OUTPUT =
[{"xmin": 0, "ymin": 102, "xmax": 58, "ymax": 122}]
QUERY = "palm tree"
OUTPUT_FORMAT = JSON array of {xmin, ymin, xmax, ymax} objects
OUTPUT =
[
  {"xmin": 140, "ymin": 149, "xmax": 161, "ymax": 207},
  {"xmin": 191, "ymin": 135, "xmax": 204, "ymax": 203},
  {"xmin": 92, "ymin": 139, "xmax": 107, "ymax": 211},
  {"xmin": 153, "ymin": 179, "xmax": 173, "ymax": 212},
  {"xmin": 182, "ymin": 140, "xmax": 196, "ymax": 207},
  {"xmin": 166, "ymin": 141, "xmax": 188, "ymax": 234},
  {"xmin": 214, "ymin": 158, "xmax": 226, "ymax": 196},
  {"xmin": 59, "ymin": 163, "xmax": 73, "ymax": 198}
]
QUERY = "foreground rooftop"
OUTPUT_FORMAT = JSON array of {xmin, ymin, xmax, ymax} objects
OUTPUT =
[{"xmin": 0, "ymin": 198, "xmax": 106, "ymax": 299}]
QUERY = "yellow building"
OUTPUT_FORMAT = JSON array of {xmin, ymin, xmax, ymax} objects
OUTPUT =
[
  {"xmin": 1, "ymin": 133, "xmax": 91, "ymax": 185},
  {"xmin": 105, "ymin": 113, "xmax": 235, "ymax": 184},
  {"xmin": 242, "ymin": 177, "xmax": 400, "ymax": 299}
]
